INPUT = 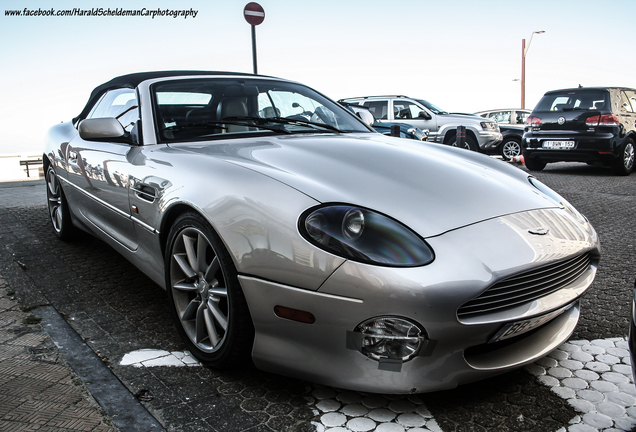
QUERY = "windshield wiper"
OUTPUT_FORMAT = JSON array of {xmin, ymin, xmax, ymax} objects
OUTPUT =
[{"xmin": 224, "ymin": 116, "xmax": 344, "ymax": 133}]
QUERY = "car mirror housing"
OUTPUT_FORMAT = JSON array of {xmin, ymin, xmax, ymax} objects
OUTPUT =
[
  {"xmin": 79, "ymin": 118, "xmax": 129, "ymax": 142},
  {"xmin": 356, "ymin": 110, "xmax": 375, "ymax": 127},
  {"xmin": 418, "ymin": 111, "xmax": 431, "ymax": 120}
]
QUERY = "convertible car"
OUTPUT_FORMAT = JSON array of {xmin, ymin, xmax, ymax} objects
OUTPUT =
[{"xmin": 44, "ymin": 71, "xmax": 600, "ymax": 394}]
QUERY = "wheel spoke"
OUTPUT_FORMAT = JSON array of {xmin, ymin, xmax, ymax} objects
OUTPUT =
[
  {"xmin": 207, "ymin": 299, "xmax": 228, "ymax": 331},
  {"xmin": 197, "ymin": 233, "xmax": 208, "ymax": 276},
  {"xmin": 183, "ymin": 234, "xmax": 199, "ymax": 274},
  {"xmin": 174, "ymin": 253, "xmax": 196, "ymax": 279},
  {"xmin": 195, "ymin": 302, "xmax": 207, "ymax": 344},
  {"xmin": 203, "ymin": 308, "xmax": 221, "ymax": 347},
  {"xmin": 209, "ymin": 287, "xmax": 227, "ymax": 297},
  {"xmin": 54, "ymin": 207, "xmax": 62, "ymax": 231},
  {"xmin": 204, "ymin": 256, "xmax": 220, "ymax": 282},
  {"xmin": 47, "ymin": 172, "xmax": 57, "ymax": 195},
  {"xmin": 181, "ymin": 297, "xmax": 199, "ymax": 321},
  {"xmin": 173, "ymin": 280, "xmax": 197, "ymax": 291}
]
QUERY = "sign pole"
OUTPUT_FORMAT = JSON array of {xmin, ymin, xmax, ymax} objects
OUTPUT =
[
  {"xmin": 243, "ymin": 3, "xmax": 265, "ymax": 75},
  {"xmin": 251, "ymin": 25, "xmax": 257, "ymax": 75}
]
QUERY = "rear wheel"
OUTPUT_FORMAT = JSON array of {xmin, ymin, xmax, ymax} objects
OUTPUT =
[
  {"xmin": 165, "ymin": 212, "xmax": 254, "ymax": 367},
  {"xmin": 611, "ymin": 139, "xmax": 635, "ymax": 175},
  {"xmin": 524, "ymin": 157, "xmax": 546, "ymax": 171},
  {"xmin": 500, "ymin": 138, "xmax": 522, "ymax": 161},
  {"xmin": 45, "ymin": 165, "xmax": 76, "ymax": 240}
]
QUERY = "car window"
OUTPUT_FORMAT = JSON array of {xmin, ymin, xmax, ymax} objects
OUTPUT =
[
  {"xmin": 534, "ymin": 91, "xmax": 610, "ymax": 112},
  {"xmin": 516, "ymin": 111, "xmax": 529, "ymax": 123},
  {"xmin": 393, "ymin": 101, "xmax": 424, "ymax": 120},
  {"xmin": 488, "ymin": 111, "xmax": 511, "ymax": 124},
  {"xmin": 88, "ymin": 88, "xmax": 139, "ymax": 132},
  {"xmin": 627, "ymin": 91, "xmax": 636, "ymax": 113},
  {"xmin": 620, "ymin": 91, "xmax": 634, "ymax": 113},
  {"xmin": 362, "ymin": 101, "xmax": 388, "ymax": 120}
]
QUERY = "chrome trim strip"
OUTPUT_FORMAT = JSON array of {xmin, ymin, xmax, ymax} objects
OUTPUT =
[
  {"xmin": 60, "ymin": 176, "xmax": 158, "ymax": 234},
  {"xmin": 131, "ymin": 216, "xmax": 158, "ymax": 234}
]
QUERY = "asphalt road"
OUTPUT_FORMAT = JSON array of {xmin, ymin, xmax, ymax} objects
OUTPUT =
[{"xmin": 0, "ymin": 161, "xmax": 634, "ymax": 432}]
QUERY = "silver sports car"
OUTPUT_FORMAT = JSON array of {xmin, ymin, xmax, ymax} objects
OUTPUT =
[{"xmin": 44, "ymin": 71, "xmax": 600, "ymax": 394}]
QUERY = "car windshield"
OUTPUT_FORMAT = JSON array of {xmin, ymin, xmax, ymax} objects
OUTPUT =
[
  {"xmin": 413, "ymin": 99, "xmax": 449, "ymax": 115},
  {"xmin": 534, "ymin": 90, "xmax": 611, "ymax": 112},
  {"xmin": 152, "ymin": 78, "xmax": 371, "ymax": 142}
]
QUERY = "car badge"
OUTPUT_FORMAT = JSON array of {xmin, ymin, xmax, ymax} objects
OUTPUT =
[
  {"xmin": 528, "ymin": 227, "xmax": 550, "ymax": 236},
  {"xmin": 557, "ymin": 117, "xmax": 566, "ymax": 125}
]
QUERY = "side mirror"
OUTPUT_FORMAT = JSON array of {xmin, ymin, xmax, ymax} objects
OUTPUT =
[
  {"xmin": 418, "ymin": 111, "xmax": 432, "ymax": 120},
  {"xmin": 356, "ymin": 110, "xmax": 375, "ymax": 127},
  {"xmin": 79, "ymin": 118, "xmax": 128, "ymax": 142}
]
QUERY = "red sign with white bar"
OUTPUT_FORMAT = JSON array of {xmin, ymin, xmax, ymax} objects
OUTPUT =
[{"xmin": 244, "ymin": 2, "xmax": 265, "ymax": 26}]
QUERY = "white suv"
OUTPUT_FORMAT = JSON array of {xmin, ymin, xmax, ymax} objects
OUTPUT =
[{"xmin": 340, "ymin": 95, "xmax": 502, "ymax": 152}]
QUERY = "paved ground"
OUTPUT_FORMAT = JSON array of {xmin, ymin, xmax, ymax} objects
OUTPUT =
[
  {"xmin": 0, "ymin": 277, "xmax": 118, "ymax": 432},
  {"xmin": 0, "ymin": 161, "xmax": 634, "ymax": 432}
]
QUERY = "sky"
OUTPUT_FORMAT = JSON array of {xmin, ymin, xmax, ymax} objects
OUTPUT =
[{"xmin": 2, "ymin": 0, "xmax": 635, "ymax": 155}]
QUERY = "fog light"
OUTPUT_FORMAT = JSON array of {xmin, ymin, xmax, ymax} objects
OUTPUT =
[{"xmin": 354, "ymin": 317, "xmax": 426, "ymax": 362}]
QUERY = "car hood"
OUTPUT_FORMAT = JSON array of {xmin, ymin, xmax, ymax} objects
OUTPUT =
[{"xmin": 170, "ymin": 133, "xmax": 558, "ymax": 238}]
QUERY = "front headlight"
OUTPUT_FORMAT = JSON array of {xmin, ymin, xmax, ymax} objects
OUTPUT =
[
  {"xmin": 480, "ymin": 121, "xmax": 499, "ymax": 132},
  {"xmin": 299, "ymin": 204, "xmax": 434, "ymax": 267},
  {"xmin": 528, "ymin": 177, "xmax": 586, "ymax": 223}
]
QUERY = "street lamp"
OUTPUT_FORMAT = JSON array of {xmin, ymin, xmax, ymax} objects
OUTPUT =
[{"xmin": 521, "ymin": 30, "xmax": 545, "ymax": 109}]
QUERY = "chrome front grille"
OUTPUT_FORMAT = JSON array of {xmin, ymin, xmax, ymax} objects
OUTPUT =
[{"xmin": 457, "ymin": 253, "xmax": 592, "ymax": 318}]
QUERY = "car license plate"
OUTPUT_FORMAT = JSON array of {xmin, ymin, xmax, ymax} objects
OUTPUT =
[
  {"xmin": 489, "ymin": 307, "xmax": 566, "ymax": 343},
  {"xmin": 542, "ymin": 140, "xmax": 575, "ymax": 149}
]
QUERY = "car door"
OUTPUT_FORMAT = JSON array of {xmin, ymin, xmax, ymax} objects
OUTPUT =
[{"xmin": 65, "ymin": 88, "xmax": 139, "ymax": 251}]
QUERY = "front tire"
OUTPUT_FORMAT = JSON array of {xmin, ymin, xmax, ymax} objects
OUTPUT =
[
  {"xmin": 165, "ymin": 212, "xmax": 254, "ymax": 367},
  {"xmin": 500, "ymin": 138, "xmax": 522, "ymax": 161},
  {"xmin": 46, "ymin": 165, "xmax": 76, "ymax": 240},
  {"xmin": 611, "ymin": 139, "xmax": 635, "ymax": 176}
]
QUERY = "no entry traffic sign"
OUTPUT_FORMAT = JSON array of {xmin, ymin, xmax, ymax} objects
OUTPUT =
[{"xmin": 244, "ymin": 2, "xmax": 265, "ymax": 26}]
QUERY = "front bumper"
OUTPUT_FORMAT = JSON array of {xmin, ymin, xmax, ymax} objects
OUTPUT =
[
  {"xmin": 477, "ymin": 131, "xmax": 503, "ymax": 149},
  {"xmin": 240, "ymin": 208, "xmax": 599, "ymax": 393}
]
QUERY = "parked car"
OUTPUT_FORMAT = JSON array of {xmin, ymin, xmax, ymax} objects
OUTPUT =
[
  {"xmin": 476, "ymin": 108, "xmax": 531, "ymax": 126},
  {"xmin": 497, "ymin": 125, "xmax": 524, "ymax": 160},
  {"xmin": 44, "ymin": 71, "xmax": 599, "ymax": 394},
  {"xmin": 452, "ymin": 113, "xmax": 523, "ymax": 160},
  {"xmin": 340, "ymin": 96, "xmax": 502, "ymax": 152},
  {"xmin": 342, "ymin": 103, "xmax": 428, "ymax": 141},
  {"xmin": 523, "ymin": 87, "xmax": 636, "ymax": 175}
]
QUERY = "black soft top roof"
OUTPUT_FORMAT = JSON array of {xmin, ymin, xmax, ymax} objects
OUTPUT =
[{"xmin": 74, "ymin": 70, "xmax": 256, "ymax": 123}]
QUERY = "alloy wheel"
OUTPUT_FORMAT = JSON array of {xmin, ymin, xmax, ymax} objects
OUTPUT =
[
  {"xmin": 169, "ymin": 227, "xmax": 229, "ymax": 353},
  {"xmin": 46, "ymin": 167, "xmax": 63, "ymax": 234},
  {"xmin": 624, "ymin": 142, "xmax": 635, "ymax": 171}
]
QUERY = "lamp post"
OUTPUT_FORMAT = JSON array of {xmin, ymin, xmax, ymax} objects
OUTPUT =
[{"xmin": 521, "ymin": 30, "xmax": 545, "ymax": 109}]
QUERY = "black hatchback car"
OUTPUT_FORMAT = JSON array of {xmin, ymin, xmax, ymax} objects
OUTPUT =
[{"xmin": 523, "ymin": 87, "xmax": 636, "ymax": 175}]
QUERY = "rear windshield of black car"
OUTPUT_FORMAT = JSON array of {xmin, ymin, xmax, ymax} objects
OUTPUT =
[{"xmin": 534, "ymin": 90, "xmax": 610, "ymax": 112}]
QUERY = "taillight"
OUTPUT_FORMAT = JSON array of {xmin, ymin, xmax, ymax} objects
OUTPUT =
[
  {"xmin": 586, "ymin": 114, "xmax": 620, "ymax": 126},
  {"xmin": 525, "ymin": 116, "xmax": 541, "ymax": 126}
]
